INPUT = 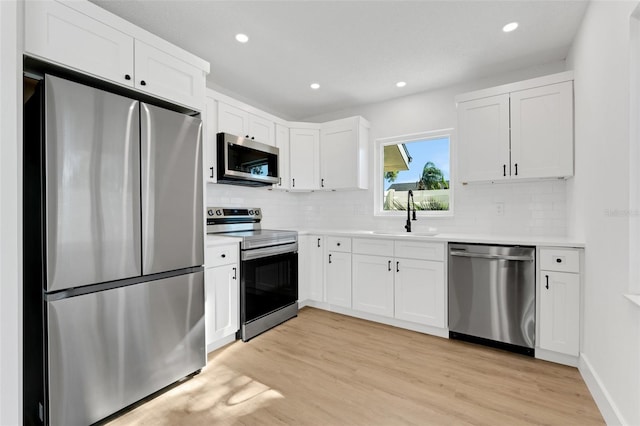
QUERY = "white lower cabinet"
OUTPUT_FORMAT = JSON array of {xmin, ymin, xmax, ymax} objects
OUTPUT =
[
  {"xmin": 326, "ymin": 251, "xmax": 352, "ymax": 308},
  {"xmin": 395, "ymin": 258, "xmax": 445, "ymax": 327},
  {"xmin": 352, "ymin": 254, "xmax": 394, "ymax": 317},
  {"xmin": 537, "ymin": 248, "xmax": 582, "ymax": 360},
  {"xmin": 299, "ymin": 235, "xmax": 325, "ymax": 303},
  {"xmin": 205, "ymin": 242, "xmax": 239, "ymax": 352},
  {"xmin": 351, "ymin": 239, "xmax": 446, "ymax": 326}
]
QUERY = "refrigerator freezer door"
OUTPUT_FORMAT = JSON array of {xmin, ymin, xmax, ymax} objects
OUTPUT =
[
  {"xmin": 141, "ymin": 103, "xmax": 204, "ymax": 274},
  {"xmin": 45, "ymin": 75, "xmax": 141, "ymax": 292},
  {"xmin": 46, "ymin": 271, "xmax": 205, "ymax": 426}
]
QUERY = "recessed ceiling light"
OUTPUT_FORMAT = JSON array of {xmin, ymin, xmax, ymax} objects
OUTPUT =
[
  {"xmin": 235, "ymin": 33, "xmax": 249, "ymax": 43},
  {"xmin": 310, "ymin": 83, "xmax": 320, "ymax": 90},
  {"xmin": 396, "ymin": 81, "xmax": 407, "ymax": 88},
  {"xmin": 502, "ymin": 22, "xmax": 519, "ymax": 33}
]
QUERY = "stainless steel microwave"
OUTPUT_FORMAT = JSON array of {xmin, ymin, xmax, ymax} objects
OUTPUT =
[{"xmin": 216, "ymin": 132, "xmax": 279, "ymax": 186}]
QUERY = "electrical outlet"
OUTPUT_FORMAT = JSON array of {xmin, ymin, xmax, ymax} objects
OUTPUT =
[{"xmin": 495, "ymin": 202, "xmax": 505, "ymax": 216}]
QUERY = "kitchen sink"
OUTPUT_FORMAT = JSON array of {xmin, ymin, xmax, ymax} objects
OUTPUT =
[{"xmin": 370, "ymin": 230, "xmax": 438, "ymax": 237}]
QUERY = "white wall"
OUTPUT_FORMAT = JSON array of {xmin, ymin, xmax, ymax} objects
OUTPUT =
[
  {"xmin": 566, "ymin": 1, "xmax": 640, "ymax": 424},
  {"xmin": 301, "ymin": 61, "xmax": 569, "ymax": 237},
  {"xmin": 0, "ymin": 1, "xmax": 23, "ymax": 425}
]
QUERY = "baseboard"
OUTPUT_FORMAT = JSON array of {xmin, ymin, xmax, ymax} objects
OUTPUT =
[
  {"xmin": 301, "ymin": 300, "xmax": 449, "ymax": 339},
  {"xmin": 535, "ymin": 347, "xmax": 578, "ymax": 367},
  {"xmin": 579, "ymin": 353, "xmax": 626, "ymax": 425},
  {"xmin": 206, "ymin": 334, "xmax": 237, "ymax": 354}
]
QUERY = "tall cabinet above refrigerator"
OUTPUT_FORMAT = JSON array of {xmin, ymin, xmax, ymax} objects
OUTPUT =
[{"xmin": 24, "ymin": 74, "xmax": 205, "ymax": 426}]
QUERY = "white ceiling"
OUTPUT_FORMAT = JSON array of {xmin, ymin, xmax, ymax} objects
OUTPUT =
[{"xmin": 89, "ymin": 0, "xmax": 588, "ymax": 120}]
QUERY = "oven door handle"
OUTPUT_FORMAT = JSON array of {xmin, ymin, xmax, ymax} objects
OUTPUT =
[{"xmin": 241, "ymin": 242, "xmax": 298, "ymax": 261}]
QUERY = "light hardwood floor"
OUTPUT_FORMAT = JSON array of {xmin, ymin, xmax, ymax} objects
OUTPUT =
[{"xmin": 106, "ymin": 307, "xmax": 603, "ymax": 425}]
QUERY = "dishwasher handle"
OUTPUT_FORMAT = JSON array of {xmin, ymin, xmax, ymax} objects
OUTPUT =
[{"xmin": 449, "ymin": 250, "xmax": 534, "ymax": 262}]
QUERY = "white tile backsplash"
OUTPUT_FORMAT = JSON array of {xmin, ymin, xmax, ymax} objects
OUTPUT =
[{"xmin": 207, "ymin": 179, "xmax": 567, "ymax": 238}]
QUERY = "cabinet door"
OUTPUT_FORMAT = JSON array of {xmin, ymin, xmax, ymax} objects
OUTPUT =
[
  {"xmin": 326, "ymin": 252, "xmax": 352, "ymax": 308},
  {"xmin": 203, "ymin": 95, "xmax": 217, "ymax": 183},
  {"xmin": 205, "ymin": 264, "xmax": 239, "ymax": 350},
  {"xmin": 395, "ymin": 259, "xmax": 445, "ymax": 327},
  {"xmin": 308, "ymin": 236, "xmax": 325, "ymax": 301},
  {"xmin": 274, "ymin": 124, "xmax": 290, "ymax": 190},
  {"xmin": 539, "ymin": 271, "xmax": 580, "ymax": 356},
  {"xmin": 352, "ymin": 254, "xmax": 394, "ymax": 318},
  {"xmin": 134, "ymin": 40, "xmax": 205, "ymax": 110},
  {"xmin": 320, "ymin": 118, "xmax": 358, "ymax": 190},
  {"xmin": 218, "ymin": 102, "xmax": 248, "ymax": 137},
  {"xmin": 289, "ymin": 128, "xmax": 320, "ymax": 190},
  {"xmin": 248, "ymin": 113, "xmax": 275, "ymax": 146},
  {"xmin": 25, "ymin": 0, "xmax": 134, "ymax": 88},
  {"xmin": 510, "ymin": 81, "xmax": 574, "ymax": 179},
  {"xmin": 457, "ymin": 94, "xmax": 510, "ymax": 182}
]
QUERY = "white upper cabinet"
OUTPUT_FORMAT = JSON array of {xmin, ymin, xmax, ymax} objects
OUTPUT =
[
  {"xmin": 457, "ymin": 94, "xmax": 510, "ymax": 182},
  {"xmin": 134, "ymin": 40, "xmax": 206, "ymax": 111},
  {"xmin": 218, "ymin": 102, "xmax": 275, "ymax": 146},
  {"xmin": 24, "ymin": 0, "xmax": 209, "ymax": 110},
  {"xmin": 274, "ymin": 124, "xmax": 290, "ymax": 190},
  {"xmin": 510, "ymin": 82, "xmax": 574, "ymax": 179},
  {"xmin": 456, "ymin": 72, "xmax": 574, "ymax": 183},
  {"xmin": 25, "ymin": 0, "xmax": 135, "ymax": 87},
  {"xmin": 203, "ymin": 92, "xmax": 218, "ymax": 183},
  {"xmin": 320, "ymin": 117, "xmax": 369, "ymax": 190},
  {"xmin": 289, "ymin": 127, "xmax": 321, "ymax": 191}
]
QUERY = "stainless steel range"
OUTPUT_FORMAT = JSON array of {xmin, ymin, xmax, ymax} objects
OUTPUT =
[{"xmin": 207, "ymin": 207, "xmax": 298, "ymax": 341}]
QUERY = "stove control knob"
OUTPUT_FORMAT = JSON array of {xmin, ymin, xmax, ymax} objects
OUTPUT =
[
  {"xmin": 254, "ymin": 209, "xmax": 261, "ymax": 216},
  {"xmin": 248, "ymin": 209, "xmax": 254, "ymax": 215},
  {"xmin": 207, "ymin": 209, "xmax": 214, "ymax": 217},
  {"xmin": 216, "ymin": 209, "xmax": 222, "ymax": 216}
]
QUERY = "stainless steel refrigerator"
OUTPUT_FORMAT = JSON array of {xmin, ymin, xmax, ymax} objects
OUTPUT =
[{"xmin": 23, "ymin": 75, "xmax": 205, "ymax": 426}]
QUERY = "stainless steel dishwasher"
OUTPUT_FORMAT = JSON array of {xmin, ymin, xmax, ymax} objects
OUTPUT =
[{"xmin": 448, "ymin": 243, "xmax": 535, "ymax": 355}]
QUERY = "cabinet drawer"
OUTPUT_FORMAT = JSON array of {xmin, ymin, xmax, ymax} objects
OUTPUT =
[
  {"xmin": 326, "ymin": 236, "xmax": 351, "ymax": 252},
  {"xmin": 539, "ymin": 248, "xmax": 579, "ymax": 273},
  {"xmin": 394, "ymin": 240, "xmax": 445, "ymax": 261},
  {"xmin": 206, "ymin": 243, "xmax": 238, "ymax": 268},
  {"xmin": 352, "ymin": 238, "xmax": 394, "ymax": 256}
]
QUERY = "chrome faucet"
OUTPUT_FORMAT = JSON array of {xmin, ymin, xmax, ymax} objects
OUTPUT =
[{"xmin": 405, "ymin": 189, "xmax": 417, "ymax": 232}]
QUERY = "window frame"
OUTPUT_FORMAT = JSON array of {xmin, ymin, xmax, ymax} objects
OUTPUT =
[{"xmin": 374, "ymin": 129, "xmax": 455, "ymax": 218}]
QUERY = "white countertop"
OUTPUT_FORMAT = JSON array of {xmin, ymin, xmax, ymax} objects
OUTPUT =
[
  {"xmin": 297, "ymin": 229, "xmax": 585, "ymax": 248},
  {"xmin": 206, "ymin": 234, "xmax": 242, "ymax": 246}
]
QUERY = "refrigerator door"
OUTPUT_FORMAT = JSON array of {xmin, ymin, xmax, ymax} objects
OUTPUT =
[
  {"xmin": 45, "ymin": 75, "xmax": 141, "ymax": 292},
  {"xmin": 141, "ymin": 103, "xmax": 204, "ymax": 274},
  {"xmin": 46, "ymin": 271, "xmax": 205, "ymax": 426}
]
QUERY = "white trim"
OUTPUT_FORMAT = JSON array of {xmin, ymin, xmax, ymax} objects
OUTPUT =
[
  {"xmin": 624, "ymin": 293, "xmax": 640, "ymax": 308},
  {"xmin": 0, "ymin": 0, "xmax": 23, "ymax": 424},
  {"xmin": 302, "ymin": 301, "xmax": 450, "ymax": 339},
  {"xmin": 534, "ymin": 347, "xmax": 578, "ymax": 367},
  {"xmin": 206, "ymin": 87, "xmax": 290, "ymax": 127},
  {"xmin": 374, "ymin": 129, "xmax": 455, "ymax": 218},
  {"xmin": 579, "ymin": 354, "xmax": 627, "ymax": 426},
  {"xmin": 629, "ymin": 9, "xmax": 640, "ymax": 295},
  {"xmin": 454, "ymin": 70, "xmax": 574, "ymax": 103},
  {"xmin": 206, "ymin": 334, "xmax": 237, "ymax": 354}
]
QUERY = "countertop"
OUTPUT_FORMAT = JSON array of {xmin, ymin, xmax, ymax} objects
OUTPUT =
[{"xmin": 297, "ymin": 229, "xmax": 585, "ymax": 248}]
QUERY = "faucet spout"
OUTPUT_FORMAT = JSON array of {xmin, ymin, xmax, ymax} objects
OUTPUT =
[{"xmin": 405, "ymin": 190, "xmax": 416, "ymax": 232}]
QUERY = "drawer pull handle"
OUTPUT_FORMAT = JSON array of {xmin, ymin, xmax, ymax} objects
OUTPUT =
[
  {"xmin": 329, "ymin": 254, "xmax": 332, "ymax": 264},
  {"xmin": 545, "ymin": 275, "xmax": 549, "ymax": 289},
  {"xmin": 396, "ymin": 261, "xmax": 400, "ymax": 273},
  {"xmin": 388, "ymin": 260, "xmax": 391, "ymax": 271},
  {"xmin": 233, "ymin": 267, "xmax": 237, "ymax": 280},
  {"xmin": 556, "ymin": 258, "xmax": 562, "ymax": 263}
]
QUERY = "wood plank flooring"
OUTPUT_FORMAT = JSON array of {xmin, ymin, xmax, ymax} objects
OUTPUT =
[{"xmin": 106, "ymin": 307, "xmax": 603, "ymax": 425}]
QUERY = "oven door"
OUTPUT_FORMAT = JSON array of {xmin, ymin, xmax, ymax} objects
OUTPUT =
[{"xmin": 240, "ymin": 248, "xmax": 298, "ymax": 325}]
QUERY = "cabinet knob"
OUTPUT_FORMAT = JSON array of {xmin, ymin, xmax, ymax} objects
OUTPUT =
[
  {"xmin": 221, "ymin": 254, "xmax": 226, "ymax": 258},
  {"xmin": 337, "ymin": 242, "xmax": 341, "ymax": 246},
  {"xmin": 556, "ymin": 258, "xmax": 562, "ymax": 263},
  {"xmin": 245, "ymin": 135, "xmax": 250, "ymax": 138},
  {"xmin": 124, "ymin": 74, "xmax": 131, "ymax": 81},
  {"xmin": 140, "ymin": 80, "xmax": 147, "ymax": 86}
]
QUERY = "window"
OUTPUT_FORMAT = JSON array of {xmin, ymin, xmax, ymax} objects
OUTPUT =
[{"xmin": 375, "ymin": 130, "xmax": 453, "ymax": 216}]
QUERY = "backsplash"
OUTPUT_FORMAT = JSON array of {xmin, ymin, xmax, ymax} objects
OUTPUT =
[{"xmin": 208, "ymin": 179, "xmax": 567, "ymax": 237}]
